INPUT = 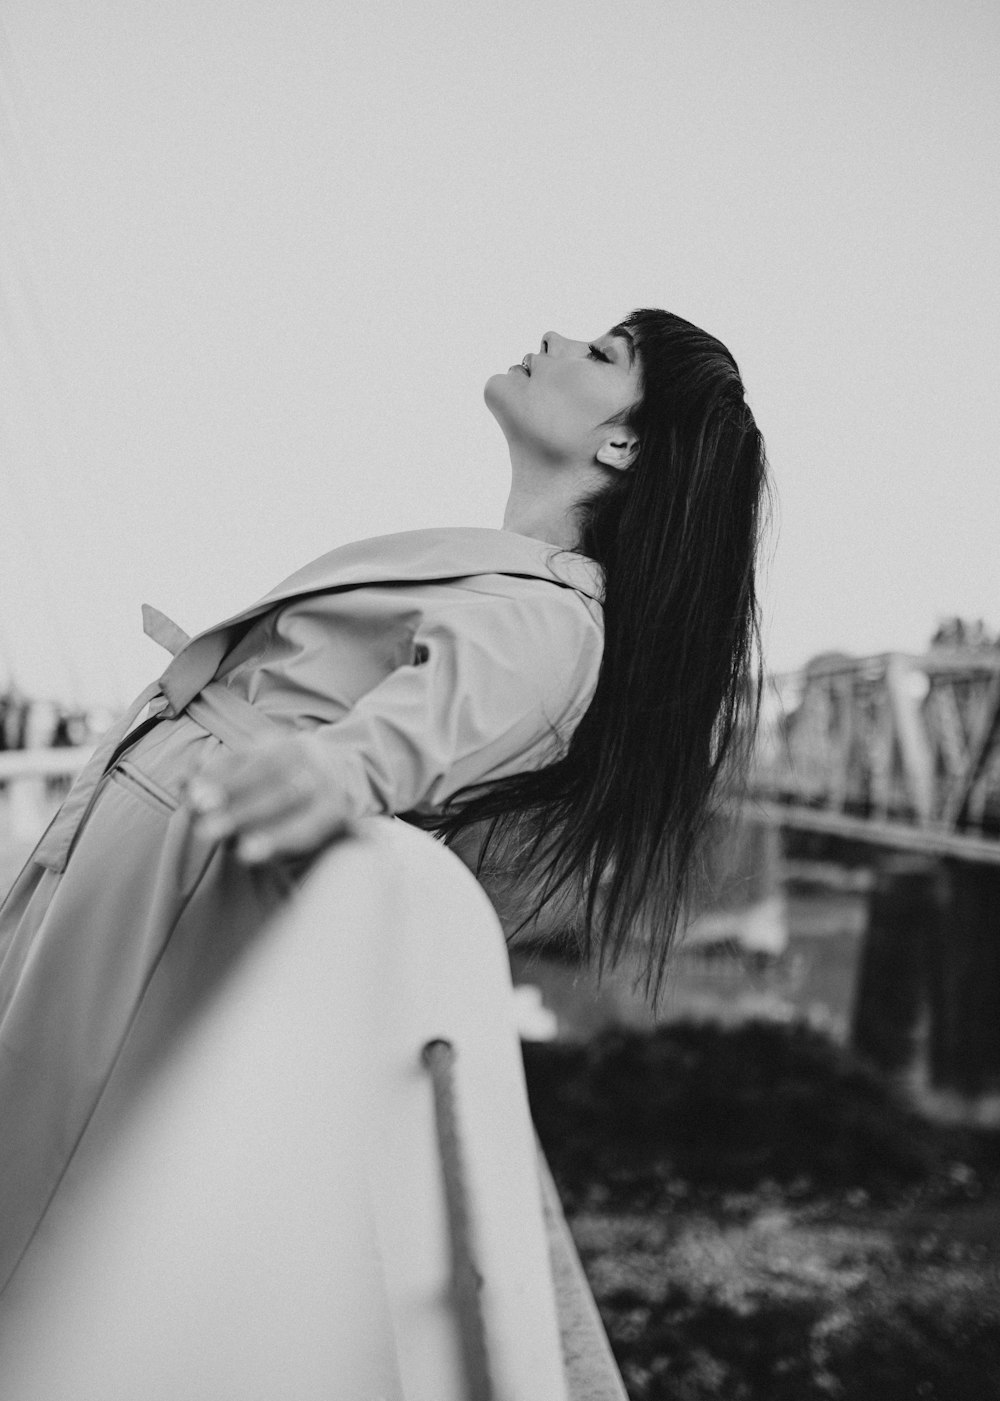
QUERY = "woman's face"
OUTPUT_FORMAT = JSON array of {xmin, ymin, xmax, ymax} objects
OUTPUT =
[{"xmin": 485, "ymin": 326, "xmax": 643, "ymax": 467}]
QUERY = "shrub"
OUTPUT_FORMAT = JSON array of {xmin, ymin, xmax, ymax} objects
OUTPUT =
[{"xmin": 523, "ymin": 1019, "xmax": 941, "ymax": 1207}]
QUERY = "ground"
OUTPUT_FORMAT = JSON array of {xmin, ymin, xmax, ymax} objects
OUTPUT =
[{"xmin": 523, "ymin": 1021, "xmax": 1000, "ymax": 1401}]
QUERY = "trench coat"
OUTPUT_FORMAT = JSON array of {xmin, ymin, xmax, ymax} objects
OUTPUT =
[{"xmin": 0, "ymin": 526, "xmax": 604, "ymax": 1294}]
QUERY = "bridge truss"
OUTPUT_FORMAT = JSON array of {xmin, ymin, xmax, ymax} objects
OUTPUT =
[{"xmin": 751, "ymin": 649, "xmax": 1000, "ymax": 864}]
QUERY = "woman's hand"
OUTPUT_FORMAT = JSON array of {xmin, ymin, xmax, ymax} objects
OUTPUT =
[{"xmin": 186, "ymin": 737, "xmax": 356, "ymax": 864}]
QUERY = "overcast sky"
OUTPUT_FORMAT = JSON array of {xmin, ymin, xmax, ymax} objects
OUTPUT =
[{"xmin": 2, "ymin": 0, "xmax": 998, "ymax": 707}]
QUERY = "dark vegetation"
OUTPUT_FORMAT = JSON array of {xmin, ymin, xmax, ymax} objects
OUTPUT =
[{"xmin": 523, "ymin": 1020, "xmax": 1000, "ymax": 1401}]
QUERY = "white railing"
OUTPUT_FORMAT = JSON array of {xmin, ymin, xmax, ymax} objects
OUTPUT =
[
  {"xmin": 0, "ymin": 816, "xmax": 624, "ymax": 1399},
  {"xmin": 0, "ymin": 747, "xmax": 94, "ymax": 780}
]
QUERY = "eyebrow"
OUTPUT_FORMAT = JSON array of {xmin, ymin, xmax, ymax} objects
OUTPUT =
[{"xmin": 607, "ymin": 324, "xmax": 637, "ymax": 367}]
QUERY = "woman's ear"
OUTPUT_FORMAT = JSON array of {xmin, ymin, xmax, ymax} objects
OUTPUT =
[{"xmin": 595, "ymin": 431, "xmax": 639, "ymax": 472}]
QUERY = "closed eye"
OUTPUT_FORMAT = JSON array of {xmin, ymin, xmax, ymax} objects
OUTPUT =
[{"xmin": 588, "ymin": 343, "xmax": 611, "ymax": 362}]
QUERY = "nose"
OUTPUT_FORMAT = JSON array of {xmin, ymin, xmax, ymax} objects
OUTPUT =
[{"xmin": 540, "ymin": 331, "xmax": 587, "ymax": 357}]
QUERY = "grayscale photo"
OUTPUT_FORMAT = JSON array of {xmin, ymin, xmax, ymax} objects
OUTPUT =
[{"xmin": 0, "ymin": 2, "xmax": 997, "ymax": 1396}]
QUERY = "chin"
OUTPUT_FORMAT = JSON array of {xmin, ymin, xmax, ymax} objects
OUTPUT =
[
  {"xmin": 483, "ymin": 371, "xmax": 529, "ymax": 447},
  {"xmin": 483, "ymin": 371, "xmax": 511, "ymax": 417},
  {"xmin": 483, "ymin": 370, "xmax": 507, "ymax": 397}
]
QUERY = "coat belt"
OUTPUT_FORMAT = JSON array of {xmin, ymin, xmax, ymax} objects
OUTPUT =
[{"xmin": 32, "ymin": 607, "xmax": 279, "ymax": 875}]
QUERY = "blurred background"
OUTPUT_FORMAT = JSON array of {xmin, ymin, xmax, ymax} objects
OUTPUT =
[{"xmin": 2, "ymin": 2, "xmax": 999, "ymax": 1396}]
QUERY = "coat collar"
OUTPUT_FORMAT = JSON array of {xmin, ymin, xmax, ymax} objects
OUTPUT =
[
  {"xmin": 254, "ymin": 527, "xmax": 604, "ymax": 608},
  {"xmin": 150, "ymin": 528, "xmax": 603, "ymax": 716}
]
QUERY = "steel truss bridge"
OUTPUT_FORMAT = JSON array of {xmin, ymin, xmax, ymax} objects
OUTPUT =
[{"xmin": 750, "ymin": 648, "xmax": 1000, "ymax": 865}]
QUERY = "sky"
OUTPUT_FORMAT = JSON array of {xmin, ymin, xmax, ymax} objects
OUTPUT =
[{"xmin": 1, "ymin": 0, "xmax": 998, "ymax": 707}]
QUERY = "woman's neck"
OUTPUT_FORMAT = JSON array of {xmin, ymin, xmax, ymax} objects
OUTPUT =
[
  {"xmin": 501, "ymin": 457, "xmax": 603, "ymax": 551},
  {"xmin": 501, "ymin": 497, "xmax": 580, "ymax": 550}
]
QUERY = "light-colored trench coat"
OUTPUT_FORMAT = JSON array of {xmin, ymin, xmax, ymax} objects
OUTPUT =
[{"xmin": 0, "ymin": 527, "xmax": 604, "ymax": 1294}]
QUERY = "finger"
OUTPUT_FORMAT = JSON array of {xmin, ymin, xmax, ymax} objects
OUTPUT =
[
  {"xmin": 187, "ymin": 775, "xmax": 228, "ymax": 815},
  {"xmin": 189, "ymin": 749, "xmax": 290, "ymax": 808},
  {"xmin": 236, "ymin": 809, "xmax": 356, "ymax": 864},
  {"xmin": 188, "ymin": 750, "xmax": 316, "ymax": 838},
  {"xmin": 195, "ymin": 780, "xmax": 310, "ymax": 841}
]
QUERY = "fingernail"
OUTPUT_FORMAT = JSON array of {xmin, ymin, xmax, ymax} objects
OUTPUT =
[
  {"xmin": 188, "ymin": 778, "xmax": 224, "ymax": 814},
  {"xmin": 238, "ymin": 836, "xmax": 272, "ymax": 863}
]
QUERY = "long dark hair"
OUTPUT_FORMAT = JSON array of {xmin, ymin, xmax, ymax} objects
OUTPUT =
[{"xmin": 432, "ymin": 309, "xmax": 770, "ymax": 998}]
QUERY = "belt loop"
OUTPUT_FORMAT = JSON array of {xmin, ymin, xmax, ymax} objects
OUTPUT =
[{"xmin": 158, "ymin": 633, "xmax": 233, "ymax": 717}]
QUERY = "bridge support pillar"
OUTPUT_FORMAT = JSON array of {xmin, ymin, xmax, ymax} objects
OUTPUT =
[
  {"xmin": 851, "ymin": 857, "xmax": 1000, "ymax": 1122},
  {"xmin": 926, "ymin": 862, "xmax": 1000, "ymax": 1112},
  {"xmin": 851, "ymin": 856, "xmax": 943, "ymax": 1079}
]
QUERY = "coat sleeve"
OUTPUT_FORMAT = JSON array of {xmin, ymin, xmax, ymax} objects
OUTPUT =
[{"xmin": 291, "ymin": 586, "xmax": 603, "ymax": 820}]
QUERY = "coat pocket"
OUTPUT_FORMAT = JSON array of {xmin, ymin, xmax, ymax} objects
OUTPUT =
[{"xmin": 110, "ymin": 760, "xmax": 180, "ymax": 816}]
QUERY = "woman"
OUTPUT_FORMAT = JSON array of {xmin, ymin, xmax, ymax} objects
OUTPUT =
[{"xmin": 0, "ymin": 308, "xmax": 768, "ymax": 1291}]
